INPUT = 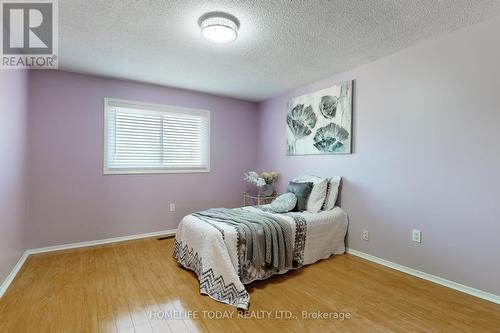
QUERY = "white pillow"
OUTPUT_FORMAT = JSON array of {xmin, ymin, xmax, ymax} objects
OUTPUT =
[
  {"xmin": 322, "ymin": 176, "xmax": 341, "ymax": 210},
  {"xmin": 292, "ymin": 175, "xmax": 328, "ymax": 213},
  {"xmin": 270, "ymin": 193, "xmax": 297, "ymax": 213}
]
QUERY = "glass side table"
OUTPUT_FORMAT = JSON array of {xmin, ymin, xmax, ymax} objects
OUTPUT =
[{"xmin": 243, "ymin": 192, "xmax": 278, "ymax": 206}]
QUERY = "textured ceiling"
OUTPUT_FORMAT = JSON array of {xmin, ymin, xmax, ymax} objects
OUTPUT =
[{"xmin": 59, "ymin": 0, "xmax": 500, "ymax": 101}]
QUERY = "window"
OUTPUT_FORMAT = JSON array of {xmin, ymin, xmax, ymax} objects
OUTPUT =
[{"xmin": 104, "ymin": 98, "xmax": 210, "ymax": 174}]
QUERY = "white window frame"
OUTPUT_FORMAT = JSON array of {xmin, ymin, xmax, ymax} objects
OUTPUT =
[{"xmin": 103, "ymin": 98, "xmax": 211, "ymax": 175}]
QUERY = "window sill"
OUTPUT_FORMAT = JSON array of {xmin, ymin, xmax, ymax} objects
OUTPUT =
[{"xmin": 103, "ymin": 168, "xmax": 210, "ymax": 175}]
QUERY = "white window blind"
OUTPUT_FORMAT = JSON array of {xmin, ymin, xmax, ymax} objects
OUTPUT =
[{"xmin": 104, "ymin": 98, "xmax": 210, "ymax": 174}]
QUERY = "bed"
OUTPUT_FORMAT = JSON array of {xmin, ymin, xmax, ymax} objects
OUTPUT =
[{"xmin": 173, "ymin": 205, "xmax": 348, "ymax": 309}]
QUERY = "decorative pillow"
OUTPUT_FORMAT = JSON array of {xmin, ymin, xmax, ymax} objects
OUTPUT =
[
  {"xmin": 270, "ymin": 193, "xmax": 297, "ymax": 213},
  {"xmin": 287, "ymin": 181, "xmax": 313, "ymax": 212},
  {"xmin": 322, "ymin": 176, "xmax": 342, "ymax": 210},
  {"xmin": 292, "ymin": 175, "xmax": 328, "ymax": 213}
]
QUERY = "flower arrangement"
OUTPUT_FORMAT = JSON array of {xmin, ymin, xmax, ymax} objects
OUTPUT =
[
  {"xmin": 244, "ymin": 171, "xmax": 278, "ymax": 196},
  {"xmin": 244, "ymin": 171, "xmax": 278, "ymax": 186}
]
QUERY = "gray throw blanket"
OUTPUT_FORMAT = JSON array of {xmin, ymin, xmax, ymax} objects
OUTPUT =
[{"xmin": 193, "ymin": 208, "xmax": 293, "ymax": 271}]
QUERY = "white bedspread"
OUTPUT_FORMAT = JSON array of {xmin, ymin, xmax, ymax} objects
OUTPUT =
[{"xmin": 173, "ymin": 206, "xmax": 348, "ymax": 309}]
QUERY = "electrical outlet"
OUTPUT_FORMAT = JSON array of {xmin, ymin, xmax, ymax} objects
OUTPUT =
[
  {"xmin": 412, "ymin": 229, "xmax": 422, "ymax": 243},
  {"xmin": 169, "ymin": 203, "xmax": 176, "ymax": 212},
  {"xmin": 362, "ymin": 229, "xmax": 369, "ymax": 241}
]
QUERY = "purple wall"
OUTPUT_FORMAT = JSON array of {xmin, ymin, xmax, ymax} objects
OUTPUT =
[
  {"xmin": 0, "ymin": 70, "xmax": 29, "ymax": 282},
  {"xmin": 26, "ymin": 71, "xmax": 258, "ymax": 248},
  {"xmin": 257, "ymin": 17, "xmax": 500, "ymax": 295}
]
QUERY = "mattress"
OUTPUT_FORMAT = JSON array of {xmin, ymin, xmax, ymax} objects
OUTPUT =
[
  {"xmin": 173, "ymin": 206, "xmax": 349, "ymax": 309},
  {"xmin": 241, "ymin": 206, "xmax": 348, "ymax": 267}
]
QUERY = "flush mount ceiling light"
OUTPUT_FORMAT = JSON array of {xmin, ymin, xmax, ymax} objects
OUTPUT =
[{"xmin": 199, "ymin": 12, "xmax": 239, "ymax": 44}]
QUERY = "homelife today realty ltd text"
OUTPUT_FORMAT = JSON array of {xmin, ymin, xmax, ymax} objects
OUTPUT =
[{"xmin": 149, "ymin": 310, "xmax": 352, "ymax": 321}]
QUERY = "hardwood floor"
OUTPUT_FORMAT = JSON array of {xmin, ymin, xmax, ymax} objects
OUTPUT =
[{"xmin": 1, "ymin": 237, "xmax": 499, "ymax": 333}]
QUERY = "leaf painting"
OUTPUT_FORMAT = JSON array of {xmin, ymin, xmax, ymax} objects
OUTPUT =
[{"xmin": 286, "ymin": 81, "xmax": 352, "ymax": 155}]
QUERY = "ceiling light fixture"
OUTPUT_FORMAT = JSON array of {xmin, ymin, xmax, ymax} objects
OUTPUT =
[{"xmin": 199, "ymin": 12, "xmax": 239, "ymax": 44}]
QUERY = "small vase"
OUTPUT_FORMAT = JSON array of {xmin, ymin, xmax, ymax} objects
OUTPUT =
[
  {"xmin": 246, "ymin": 183, "xmax": 275, "ymax": 196},
  {"xmin": 259, "ymin": 184, "xmax": 274, "ymax": 196}
]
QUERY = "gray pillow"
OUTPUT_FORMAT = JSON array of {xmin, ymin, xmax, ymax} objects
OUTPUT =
[
  {"xmin": 287, "ymin": 181, "xmax": 313, "ymax": 212},
  {"xmin": 270, "ymin": 193, "xmax": 297, "ymax": 213}
]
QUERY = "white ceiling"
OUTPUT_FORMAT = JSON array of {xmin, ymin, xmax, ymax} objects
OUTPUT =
[{"xmin": 59, "ymin": 0, "xmax": 500, "ymax": 101}]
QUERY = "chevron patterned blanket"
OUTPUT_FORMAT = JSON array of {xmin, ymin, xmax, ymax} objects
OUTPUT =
[{"xmin": 173, "ymin": 206, "xmax": 348, "ymax": 309}]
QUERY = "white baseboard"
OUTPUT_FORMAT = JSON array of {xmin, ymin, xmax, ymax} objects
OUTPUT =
[
  {"xmin": 0, "ymin": 252, "xmax": 30, "ymax": 298},
  {"xmin": 346, "ymin": 248, "xmax": 500, "ymax": 305},
  {"xmin": 0, "ymin": 229, "xmax": 177, "ymax": 298},
  {"xmin": 26, "ymin": 228, "xmax": 177, "ymax": 255}
]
